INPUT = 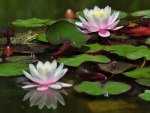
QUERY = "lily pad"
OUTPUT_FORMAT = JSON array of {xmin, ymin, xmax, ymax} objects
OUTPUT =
[
  {"xmin": 131, "ymin": 10, "xmax": 150, "ymax": 17},
  {"xmin": 143, "ymin": 15, "xmax": 150, "ymax": 18},
  {"xmin": 0, "ymin": 63, "xmax": 28, "ymax": 76},
  {"xmin": 138, "ymin": 90, "xmax": 150, "ymax": 101},
  {"xmin": 97, "ymin": 61, "xmax": 135, "ymax": 74},
  {"xmin": 145, "ymin": 38, "xmax": 150, "ymax": 45},
  {"xmin": 74, "ymin": 81, "xmax": 104, "ymax": 96},
  {"xmin": 58, "ymin": 54, "xmax": 110, "ymax": 67},
  {"xmin": 104, "ymin": 45, "xmax": 147, "ymax": 57},
  {"xmin": 6, "ymin": 56, "xmax": 32, "ymax": 63},
  {"xmin": 84, "ymin": 43, "xmax": 104, "ymax": 53},
  {"xmin": 136, "ymin": 78, "xmax": 150, "ymax": 87},
  {"xmin": 104, "ymin": 45, "xmax": 150, "ymax": 60},
  {"xmin": 104, "ymin": 81, "xmax": 131, "ymax": 95},
  {"xmin": 74, "ymin": 81, "xmax": 131, "ymax": 96},
  {"xmin": 46, "ymin": 20, "xmax": 90, "ymax": 48},
  {"xmin": 124, "ymin": 68, "xmax": 150, "ymax": 78},
  {"xmin": 12, "ymin": 18, "xmax": 56, "ymax": 27},
  {"xmin": 37, "ymin": 33, "xmax": 48, "ymax": 42}
]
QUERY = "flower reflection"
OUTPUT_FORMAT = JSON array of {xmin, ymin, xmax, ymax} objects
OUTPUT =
[{"xmin": 23, "ymin": 89, "xmax": 67, "ymax": 109}]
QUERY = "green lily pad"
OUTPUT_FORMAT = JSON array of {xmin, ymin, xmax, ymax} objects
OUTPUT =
[
  {"xmin": 74, "ymin": 81, "xmax": 131, "ymax": 96},
  {"xmin": 58, "ymin": 54, "xmax": 110, "ymax": 67},
  {"xmin": 143, "ymin": 15, "xmax": 150, "ymax": 18},
  {"xmin": 84, "ymin": 43, "xmax": 104, "ymax": 53},
  {"xmin": 37, "ymin": 33, "xmax": 48, "ymax": 42},
  {"xmin": 145, "ymin": 38, "xmax": 150, "ymax": 45},
  {"xmin": 104, "ymin": 45, "xmax": 150, "ymax": 60},
  {"xmin": 138, "ymin": 90, "xmax": 150, "ymax": 101},
  {"xmin": 46, "ymin": 20, "xmax": 90, "ymax": 48},
  {"xmin": 0, "ymin": 63, "xmax": 28, "ymax": 76},
  {"xmin": 131, "ymin": 10, "xmax": 150, "ymax": 17},
  {"xmin": 136, "ymin": 78, "xmax": 150, "ymax": 87},
  {"xmin": 74, "ymin": 81, "xmax": 104, "ymax": 96},
  {"xmin": 124, "ymin": 68, "xmax": 150, "ymax": 78},
  {"xmin": 6, "ymin": 56, "xmax": 32, "ymax": 63},
  {"xmin": 104, "ymin": 81, "xmax": 131, "ymax": 95},
  {"xmin": 12, "ymin": 18, "xmax": 56, "ymax": 27},
  {"xmin": 98, "ymin": 61, "xmax": 135, "ymax": 74}
]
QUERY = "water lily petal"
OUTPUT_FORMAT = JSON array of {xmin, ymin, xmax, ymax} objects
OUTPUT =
[
  {"xmin": 98, "ymin": 30, "xmax": 110, "ymax": 37},
  {"xmin": 29, "ymin": 64, "xmax": 41, "ymax": 81},
  {"xmin": 22, "ymin": 84, "xmax": 38, "ymax": 89},
  {"xmin": 82, "ymin": 30, "xmax": 92, "ymax": 34},
  {"xmin": 75, "ymin": 22, "xmax": 87, "ymax": 28},
  {"xmin": 36, "ymin": 61, "xmax": 44, "ymax": 70},
  {"xmin": 108, "ymin": 11, "xmax": 119, "ymax": 26},
  {"xmin": 104, "ymin": 6, "xmax": 111, "ymax": 15},
  {"xmin": 51, "ymin": 60, "xmax": 57, "ymax": 71},
  {"xmin": 58, "ymin": 82, "xmax": 72, "ymax": 87},
  {"xmin": 53, "ymin": 69, "xmax": 68, "ymax": 82},
  {"xmin": 79, "ymin": 16, "xmax": 89, "ymax": 26},
  {"xmin": 49, "ymin": 83, "xmax": 62, "ymax": 89},
  {"xmin": 107, "ymin": 20, "xmax": 120, "ymax": 29},
  {"xmin": 23, "ymin": 70, "xmax": 41, "ymax": 83},
  {"xmin": 37, "ymin": 86, "xmax": 49, "ymax": 91},
  {"xmin": 113, "ymin": 26, "xmax": 123, "ymax": 30}
]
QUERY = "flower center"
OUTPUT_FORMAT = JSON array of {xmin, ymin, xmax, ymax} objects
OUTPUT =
[{"xmin": 90, "ymin": 10, "xmax": 107, "ymax": 18}]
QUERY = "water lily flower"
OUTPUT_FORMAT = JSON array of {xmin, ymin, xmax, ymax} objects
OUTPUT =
[
  {"xmin": 75, "ymin": 6, "xmax": 123, "ymax": 37},
  {"xmin": 23, "ymin": 89, "xmax": 66, "ymax": 109},
  {"xmin": 22, "ymin": 60, "xmax": 72, "ymax": 91}
]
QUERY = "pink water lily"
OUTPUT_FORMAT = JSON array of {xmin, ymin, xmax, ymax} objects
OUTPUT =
[
  {"xmin": 75, "ymin": 6, "xmax": 123, "ymax": 37},
  {"xmin": 22, "ymin": 60, "xmax": 72, "ymax": 91}
]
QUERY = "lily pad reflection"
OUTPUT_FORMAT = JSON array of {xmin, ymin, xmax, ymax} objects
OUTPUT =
[{"xmin": 23, "ymin": 89, "xmax": 67, "ymax": 109}]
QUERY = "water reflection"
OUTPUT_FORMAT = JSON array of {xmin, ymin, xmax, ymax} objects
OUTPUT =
[{"xmin": 23, "ymin": 89, "xmax": 67, "ymax": 109}]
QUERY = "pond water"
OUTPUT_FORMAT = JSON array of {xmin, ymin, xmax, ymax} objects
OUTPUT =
[
  {"xmin": 0, "ymin": 0, "xmax": 150, "ymax": 113},
  {"xmin": 0, "ymin": 77, "xmax": 150, "ymax": 113}
]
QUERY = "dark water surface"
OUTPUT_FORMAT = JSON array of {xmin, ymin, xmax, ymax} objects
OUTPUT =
[
  {"xmin": 0, "ymin": 0, "xmax": 150, "ymax": 27},
  {"xmin": 0, "ymin": 77, "xmax": 150, "ymax": 113}
]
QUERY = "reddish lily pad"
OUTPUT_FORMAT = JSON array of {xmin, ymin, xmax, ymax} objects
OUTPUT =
[
  {"xmin": 128, "ymin": 26, "xmax": 150, "ymax": 36},
  {"xmin": 97, "ymin": 61, "xmax": 135, "ymax": 74}
]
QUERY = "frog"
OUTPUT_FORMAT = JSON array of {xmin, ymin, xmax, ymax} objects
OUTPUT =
[{"xmin": 0, "ymin": 30, "xmax": 39, "ymax": 45}]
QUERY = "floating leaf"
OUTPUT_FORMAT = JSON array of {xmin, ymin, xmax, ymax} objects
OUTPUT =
[
  {"xmin": 138, "ymin": 90, "xmax": 150, "ymax": 101},
  {"xmin": 0, "ymin": 63, "xmax": 28, "ymax": 76},
  {"xmin": 46, "ymin": 20, "xmax": 90, "ymax": 48},
  {"xmin": 37, "ymin": 33, "xmax": 48, "ymax": 42},
  {"xmin": 145, "ymin": 38, "xmax": 150, "ymax": 45},
  {"xmin": 84, "ymin": 43, "xmax": 104, "ymax": 53},
  {"xmin": 104, "ymin": 81, "xmax": 131, "ymax": 95},
  {"xmin": 124, "ymin": 68, "xmax": 150, "ymax": 78},
  {"xmin": 131, "ymin": 10, "xmax": 150, "ymax": 17},
  {"xmin": 104, "ymin": 45, "xmax": 150, "ymax": 60},
  {"xmin": 13, "ymin": 18, "xmax": 56, "ymax": 27},
  {"xmin": 58, "ymin": 54, "xmax": 110, "ymax": 67},
  {"xmin": 97, "ymin": 61, "xmax": 135, "ymax": 74},
  {"xmin": 136, "ymin": 78, "xmax": 150, "ymax": 87},
  {"xmin": 6, "ymin": 56, "xmax": 32, "ymax": 63},
  {"xmin": 74, "ymin": 81, "xmax": 104, "ymax": 96},
  {"xmin": 104, "ymin": 45, "xmax": 147, "ymax": 57},
  {"xmin": 143, "ymin": 15, "xmax": 150, "ymax": 18},
  {"xmin": 127, "ymin": 49, "xmax": 150, "ymax": 60},
  {"xmin": 74, "ymin": 81, "xmax": 131, "ymax": 96}
]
